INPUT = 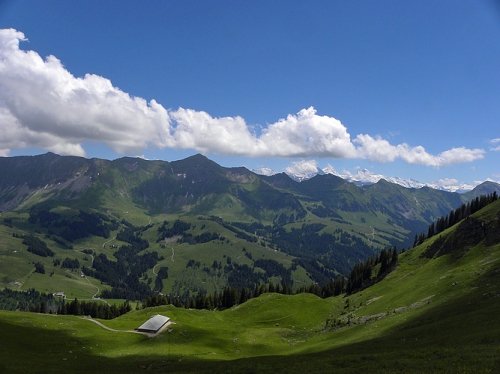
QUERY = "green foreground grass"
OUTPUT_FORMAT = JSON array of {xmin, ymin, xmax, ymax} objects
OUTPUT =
[{"xmin": 1, "ymin": 233, "xmax": 500, "ymax": 373}]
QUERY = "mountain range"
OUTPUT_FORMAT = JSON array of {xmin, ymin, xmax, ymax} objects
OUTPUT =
[
  {"xmin": 2, "ymin": 152, "xmax": 498, "ymax": 238},
  {"xmin": 1, "ymin": 152, "xmax": 500, "ymax": 299},
  {"xmin": 253, "ymin": 165, "xmax": 482, "ymax": 193}
]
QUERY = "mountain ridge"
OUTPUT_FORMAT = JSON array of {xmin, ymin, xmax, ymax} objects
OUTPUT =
[{"xmin": 1, "ymin": 152, "xmax": 498, "ymax": 222}]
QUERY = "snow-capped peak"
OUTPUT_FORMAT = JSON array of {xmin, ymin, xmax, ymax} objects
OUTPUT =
[
  {"xmin": 251, "ymin": 164, "xmax": 480, "ymax": 193},
  {"xmin": 251, "ymin": 167, "xmax": 278, "ymax": 177},
  {"xmin": 322, "ymin": 168, "xmax": 477, "ymax": 192}
]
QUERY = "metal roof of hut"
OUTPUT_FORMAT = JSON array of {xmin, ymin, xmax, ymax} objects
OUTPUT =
[{"xmin": 136, "ymin": 314, "xmax": 170, "ymax": 333}]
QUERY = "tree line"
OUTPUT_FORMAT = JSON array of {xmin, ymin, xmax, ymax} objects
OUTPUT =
[
  {"xmin": 0, "ymin": 288, "xmax": 130, "ymax": 319},
  {"xmin": 345, "ymin": 247, "xmax": 398, "ymax": 294},
  {"xmin": 414, "ymin": 192, "xmax": 498, "ymax": 247},
  {"xmin": 1, "ymin": 242, "xmax": 402, "ymax": 320},
  {"xmin": 55, "ymin": 298, "xmax": 131, "ymax": 319}
]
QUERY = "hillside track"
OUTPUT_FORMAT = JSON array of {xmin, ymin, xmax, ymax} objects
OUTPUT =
[{"xmin": 82, "ymin": 317, "xmax": 174, "ymax": 337}]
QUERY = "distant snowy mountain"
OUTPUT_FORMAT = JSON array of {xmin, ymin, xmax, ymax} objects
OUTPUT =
[
  {"xmin": 324, "ymin": 167, "xmax": 478, "ymax": 193},
  {"xmin": 252, "ymin": 165, "xmax": 478, "ymax": 193},
  {"xmin": 251, "ymin": 167, "xmax": 278, "ymax": 177},
  {"xmin": 252, "ymin": 166, "xmax": 323, "ymax": 182},
  {"xmin": 423, "ymin": 181, "xmax": 476, "ymax": 194},
  {"xmin": 284, "ymin": 169, "xmax": 325, "ymax": 182}
]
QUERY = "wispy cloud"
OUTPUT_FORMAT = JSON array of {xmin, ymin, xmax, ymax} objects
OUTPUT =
[
  {"xmin": 489, "ymin": 138, "xmax": 500, "ymax": 152},
  {"xmin": 0, "ymin": 29, "xmax": 486, "ymax": 167}
]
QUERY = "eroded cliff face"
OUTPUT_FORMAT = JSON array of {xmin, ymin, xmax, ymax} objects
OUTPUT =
[
  {"xmin": 424, "ymin": 213, "xmax": 500, "ymax": 259},
  {"xmin": 0, "ymin": 172, "xmax": 94, "ymax": 211},
  {"xmin": 0, "ymin": 152, "xmax": 99, "ymax": 211}
]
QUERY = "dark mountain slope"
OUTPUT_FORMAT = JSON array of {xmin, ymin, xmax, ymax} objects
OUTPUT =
[
  {"xmin": 0, "ymin": 153, "xmax": 99, "ymax": 210},
  {"xmin": 423, "ymin": 198, "xmax": 500, "ymax": 259},
  {"xmin": 463, "ymin": 180, "xmax": 500, "ymax": 200},
  {"xmin": 297, "ymin": 173, "xmax": 348, "ymax": 197},
  {"xmin": 260, "ymin": 172, "xmax": 299, "ymax": 192},
  {"xmin": 364, "ymin": 180, "xmax": 464, "ymax": 221}
]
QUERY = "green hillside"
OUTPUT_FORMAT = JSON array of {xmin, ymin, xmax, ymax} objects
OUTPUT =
[
  {"xmin": 1, "ymin": 153, "xmax": 499, "ymax": 302},
  {"xmin": 1, "ymin": 200, "xmax": 499, "ymax": 373}
]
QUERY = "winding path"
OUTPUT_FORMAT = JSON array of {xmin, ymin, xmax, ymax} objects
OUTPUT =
[
  {"xmin": 152, "ymin": 260, "xmax": 169, "ymax": 276},
  {"xmin": 102, "ymin": 236, "xmax": 116, "ymax": 248},
  {"xmin": 74, "ymin": 249, "xmax": 110, "ymax": 305},
  {"xmin": 83, "ymin": 276, "xmax": 110, "ymax": 305}
]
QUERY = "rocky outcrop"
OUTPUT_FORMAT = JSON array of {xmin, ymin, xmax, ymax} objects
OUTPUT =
[{"xmin": 424, "ymin": 213, "xmax": 500, "ymax": 259}]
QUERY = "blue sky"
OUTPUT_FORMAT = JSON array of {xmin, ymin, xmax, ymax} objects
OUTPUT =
[{"xmin": 1, "ymin": 0, "xmax": 499, "ymax": 187}]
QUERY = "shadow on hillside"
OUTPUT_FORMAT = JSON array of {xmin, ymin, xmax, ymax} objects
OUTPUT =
[
  {"xmin": 0, "ymin": 317, "xmax": 122, "ymax": 373},
  {"xmin": 2, "ymin": 267, "xmax": 500, "ymax": 373},
  {"xmin": 121, "ymin": 266, "xmax": 500, "ymax": 373}
]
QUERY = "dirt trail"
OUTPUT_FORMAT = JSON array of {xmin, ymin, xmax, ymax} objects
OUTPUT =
[
  {"xmin": 102, "ymin": 236, "xmax": 116, "ymax": 248},
  {"xmin": 83, "ymin": 318, "xmax": 174, "ymax": 337},
  {"xmin": 152, "ymin": 261, "xmax": 169, "ymax": 276}
]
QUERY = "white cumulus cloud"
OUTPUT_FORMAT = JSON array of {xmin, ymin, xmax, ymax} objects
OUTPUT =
[
  {"xmin": 284, "ymin": 159, "xmax": 319, "ymax": 177},
  {"xmin": 0, "ymin": 29, "xmax": 172, "ymax": 156},
  {"xmin": 0, "ymin": 29, "xmax": 486, "ymax": 167},
  {"xmin": 259, "ymin": 107, "xmax": 357, "ymax": 158},
  {"xmin": 354, "ymin": 135, "xmax": 484, "ymax": 167}
]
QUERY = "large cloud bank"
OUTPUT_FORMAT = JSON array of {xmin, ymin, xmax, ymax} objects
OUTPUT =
[{"xmin": 0, "ymin": 29, "xmax": 485, "ymax": 166}]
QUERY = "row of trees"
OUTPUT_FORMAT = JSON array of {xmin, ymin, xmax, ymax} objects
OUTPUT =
[
  {"xmin": 23, "ymin": 234, "xmax": 55, "ymax": 257},
  {"xmin": 0, "ymin": 288, "xmax": 58, "ymax": 311},
  {"xmin": 61, "ymin": 257, "xmax": 80, "ymax": 269},
  {"xmin": 142, "ymin": 281, "xmax": 295, "ymax": 310},
  {"xmin": 54, "ymin": 298, "xmax": 131, "ymax": 319},
  {"xmin": 0, "ymin": 288, "xmax": 130, "ymax": 319}
]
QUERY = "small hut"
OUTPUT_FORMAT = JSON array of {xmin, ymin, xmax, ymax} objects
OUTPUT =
[{"xmin": 136, "ymin": 314, "xmax": 170, "ymax": 333}]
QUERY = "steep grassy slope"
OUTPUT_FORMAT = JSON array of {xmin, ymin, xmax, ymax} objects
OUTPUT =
[{"xmin": 1, "ymin": 201, "xmax": 499, "ymax": 373}]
